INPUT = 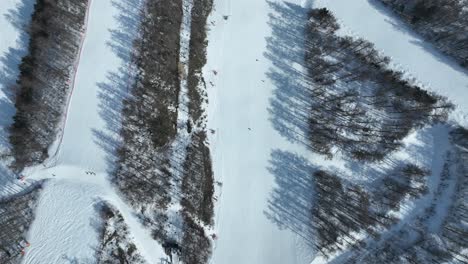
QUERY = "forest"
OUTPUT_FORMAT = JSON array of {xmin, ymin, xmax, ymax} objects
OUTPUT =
[
  {"xmin": 9, "ymin": 0, "xmax": 89, "ymax": 170},
  {"xmin": 305, "ymin": 8, "xmax": 453, "ymax": 161},
  {"xmin": 95, "ymin": 202, "xmax": 147, "ymax": 264},
  {"xmin": 0, "ymin": 183, "xmax": 42, "ymax": 263},
  {"xmin": 113, "ymin": 0, "xmax": 214, "ymax": 263},
  {"xmin": 304, "ymin": 8, "xmax": 468, "ymax": 263},
  {"xmin": 379, "ymin": 0, "xmax": 468, "ymax": 68}
]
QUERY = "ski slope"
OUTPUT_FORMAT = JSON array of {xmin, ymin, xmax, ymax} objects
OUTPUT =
[
  {"xmin": 205, "ymin": 0, "xmax": 318, "ymax": 263},
  {"xmin": 21, "ymin": 0, "xmax": 166, "ymax": 263}
]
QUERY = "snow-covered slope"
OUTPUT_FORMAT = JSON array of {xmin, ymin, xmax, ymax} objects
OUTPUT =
[
  {"xmin": 22, "ymin": 0, "xmax": 166, "ymax": 263},
  {"xmin": 205, "ymin": 0, "xmax": 319, "ymax": 263}
]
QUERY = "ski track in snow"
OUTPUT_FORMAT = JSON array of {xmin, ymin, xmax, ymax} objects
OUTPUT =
[
  {"xmin": 20, "ymin": 0, "xmax": 166, "ymax": 263},
  {"xmin": 205, "ymin": 0, "xmax": 317, "ymax": 263}
]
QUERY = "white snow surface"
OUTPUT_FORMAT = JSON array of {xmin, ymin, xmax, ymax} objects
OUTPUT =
[
  {"xmin": 21, "ymin": 0, "xmax": 166, "ymax": 263},
  {"xmin": 205, "ymin": 0, "xmax": 318, "ymax": 263}
]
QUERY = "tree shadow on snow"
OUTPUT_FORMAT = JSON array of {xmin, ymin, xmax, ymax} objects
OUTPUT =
[
  {"xmin": 264, "ymin": 149, "xmax": 317, "ymax": 249},
  {"xmin": 264, "ymin": 1, "xmax": 316, "ymax": 150},
  {"xmin": 0, "ymin": 0, "xmax": 34, "ymax": 149},
  {"xmin": 0, "ymin": 0, "xmax": 35, "ymax": 193},
  {"xmin": 92, "ymin": 0, "xmax": 144, "ymax": 177}
]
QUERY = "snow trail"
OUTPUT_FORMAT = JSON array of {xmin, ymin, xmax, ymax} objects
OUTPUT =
[
  {"xmin": 205, "ymin": 0, "xmax": 317, "ymax": 263},
  {"xmin": 21, "ymin": 0, "xmax": 166, "ymax": 263}
]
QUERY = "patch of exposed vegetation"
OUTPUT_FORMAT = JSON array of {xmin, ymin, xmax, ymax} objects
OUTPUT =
[{"xmin": 96, "ymin": 202, "xmax": 146, "ymax": 264}]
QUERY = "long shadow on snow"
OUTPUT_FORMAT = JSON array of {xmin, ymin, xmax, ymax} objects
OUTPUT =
[
  {"xmin": 264, "ymin": 1, "xmax": 316, "ymax": 149},
  {"xmin": 92, "ymin": 0, "xmax": 143, "ymax": 177},
  {"xmin": 264, "ymin": 149, "xmax": 317, "ymax": 248},
  {"xmin": 0, "ymin": 0, "xmax": 35, "ymax": 195},
  {"xmin": 0, "ymin": 0, "xmax": 34, "ymax": 150}
]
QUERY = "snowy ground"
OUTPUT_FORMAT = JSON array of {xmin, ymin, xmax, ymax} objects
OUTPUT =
[
  {"xmin": 204, "ymin": 0, "xmax": 468, "ymax": 264},
  {"xmin": 205, "ymin": 0, "xmax": 319, "ymax": 263},
  {"xmin": 20, "ymin": 0, "xmax": 167, "ymax": 263}
]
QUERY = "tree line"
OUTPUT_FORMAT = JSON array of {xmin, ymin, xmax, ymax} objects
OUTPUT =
[
  {"xmin": 305, "ymin": 8, "xmax": 453, "ymax": 161},
  {"xmin": 9, "ymin": 0, "xmax": 89, "ymax": 170},
  {"xmin": 0, "ymin": 183, "xmax": 42, "ymax": 262},
  {"xmin": 112, "ymin": 0, "xmax": 215, "ymax": 263},
  {"xmin": 311, "ymin": 164, "xmax": 430, "ymax": 256},
  {"xmin": 379, "ymin": 0, "xmax": 468, "ymax": 68}
]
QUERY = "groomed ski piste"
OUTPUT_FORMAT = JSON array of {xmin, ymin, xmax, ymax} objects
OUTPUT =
[{"xmin": 0, "ymin": 0, "xmax": 467, "ymax": 263}]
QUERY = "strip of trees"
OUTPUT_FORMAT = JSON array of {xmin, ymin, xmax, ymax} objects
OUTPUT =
[
  {"xmin": 379, "ymin": 0, "xmax": 468, "ymax": 68},
  {"xmin": 112, "ymin": 0, "xmax": 183, "ymax": 244},
  {"xmin": 179, "ymin": 0, "xmax": 214, "ymax": 262},
  {"xmin": 95, "ymin": 202, "xmax": 147, "ymax": 264},
  {"xmin": 9, "ymin": 0, "xmax": 89, "ymax": 170},
  {"xmin": 0, "ymin": 183, "xmax": 42, "ymax": 262},
  {"xmin": 113, "ymin": 0, "xmax": 215, "ymax": 262},
  {"xmin": 312, "ymin": 165, "xmax": 429, "ymax": 256},
  {"xmin": 305, "ymin": 8, "xmax": 453, "ymax": 161}
]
